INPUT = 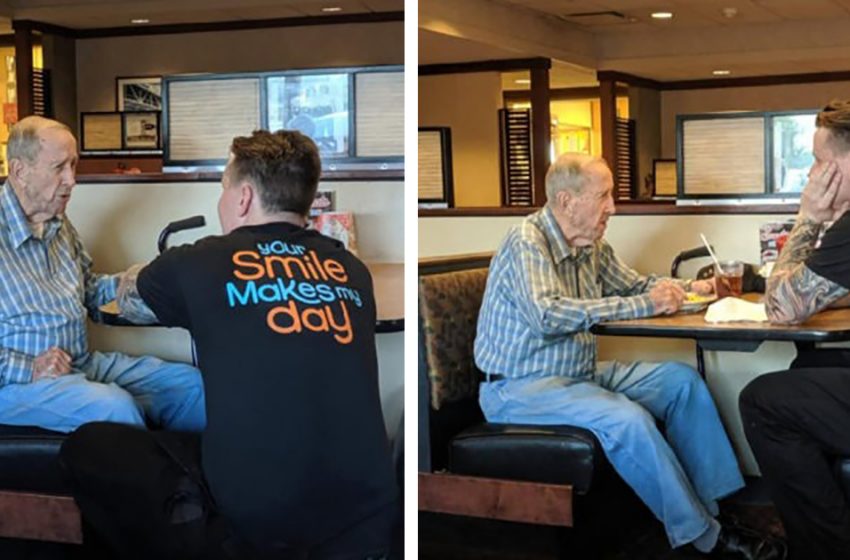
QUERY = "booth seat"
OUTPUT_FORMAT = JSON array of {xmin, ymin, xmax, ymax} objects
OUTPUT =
[
  {"xmin": 418, "ymin": 258, "xmax": 649, "ymax": 552},
  {"xmin": 0, "ymin": 424, "xmax": 82, "ymax": 543}
]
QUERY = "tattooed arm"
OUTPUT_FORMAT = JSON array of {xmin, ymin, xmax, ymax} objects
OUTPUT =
[
  {"xmin": 765, "ymin": 218, "xmax": 849, "ymax": 324},
  {"xmin": 116, "ymin": 264, "xmax": 159, "ymax": 325}
]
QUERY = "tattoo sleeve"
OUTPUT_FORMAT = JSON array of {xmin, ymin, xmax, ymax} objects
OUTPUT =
[
  {"xmin": 116, "ymin": 264, "xmax": 159, "ymax": 325},
  {"xmin": 765, "ymin": 218, "xmax": 850, "ymax": 324}
]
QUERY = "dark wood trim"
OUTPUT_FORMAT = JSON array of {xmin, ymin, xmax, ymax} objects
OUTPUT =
[
  {"xmin": 419, "ymin": 202, "xmax": 799, "ymax": 217},
  {"xmin": 80, "ymin": 152, "xmax": 163, "ymax": 160},
  {"xmin": 14, "ymin": 25, "xmax": 33, "ymax": 118},
  {"xmin": 419, "ymin": 473, "xmax": 573, "ymax": 527},
  {"xmin": 530, "ymin": 65, "xmax": 550, "ymax": 206},
  {"xmin": 419, "ymin": 57, "xmax": 551, "ymax": 76},
  {"xmin": 419, "ymin": 252, "xmax": 493, "ymax": 275},
  {"xmin": 597, "ymin": 70, "xmax": 661, "ymax": 90},
  {"xmin": 12, "ymin": 19, "xmax": 75, "ymax": 38},
  {"xmin": 662, "ymin": 70, "xmax": 850, "ymax": 91},
  {"xmin": 598, "ymin": 68, "xmax": 850, "ymax": 92},
  {"xmin": 13, "ymin": 12, "xmax": 402, "ymax": 40},
  {"xmin": 0, "ymin": 491, "xmax": 82, "ymax": 544},
  {"xmin": 599, "ymin": 78, "xmax": 617, "ymax": 183},
  {"xmin": 503, "ymin": 85, "xmax": 628, "ymax": 103}
]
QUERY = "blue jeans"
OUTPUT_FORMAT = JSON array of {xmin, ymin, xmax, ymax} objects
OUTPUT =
[
  {"xmin": 0, "ymin": 351, "xmax": 206, "ymax": 433},
  {"xmin": 479, "ymin": 361, "xmax": 744, "ymax": 548}
]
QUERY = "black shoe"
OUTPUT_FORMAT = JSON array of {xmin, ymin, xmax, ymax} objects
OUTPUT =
[{"xmin": 712, "ymin": 525, "xmax": 787, "ymax": 560}]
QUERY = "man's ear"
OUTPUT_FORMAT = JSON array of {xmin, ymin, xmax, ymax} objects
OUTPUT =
[
  {"xmin": 8, "ymin": 158, "xmax": 26, "ymax": 184},
  {"xmin": 237, "ymin": 182, "xmax": 254, "ymax": 218},
  {"xmin": 555, "ymin": 190, "xmax": 573, "ymax": 214}
]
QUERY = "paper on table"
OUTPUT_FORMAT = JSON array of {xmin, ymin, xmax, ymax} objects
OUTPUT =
[{"xmin": 704, "ymin": 297, "xmax": 768, "ymax": 323}]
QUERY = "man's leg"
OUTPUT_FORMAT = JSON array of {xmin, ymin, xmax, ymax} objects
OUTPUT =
[
  {"xmin": 596, "ymin": 361, "xmax": 745, "ymax": 515},
  {"xmin": 81, "ymin": 351, "xmax": 206, "ymax": 431},
  {"xmin": 740, "ymin": 368, "xmax": 850, "ymax": 560},
  {"xmin": 0, "ymin": 373, "xmax": 145, "ymax": 432},
  {"xmin": 479, "ymin": 376, "xmax": 714, "ymax": 548},
  {"xmin": 59, "ymin": 422, "xmax": 213, "ymax": 560}
]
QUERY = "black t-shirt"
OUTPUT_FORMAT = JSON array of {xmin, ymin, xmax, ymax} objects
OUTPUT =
[
  {"xmin": 807, "ymin": 212, "xmax": 850, "ymax": 289},
  {"xmin": 137, "ymin": 222, "xmax": 397, "ymax": 549}
]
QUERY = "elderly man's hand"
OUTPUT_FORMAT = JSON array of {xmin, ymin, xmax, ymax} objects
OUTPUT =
[
  {"xmin": 800, "ymin": 161, "xmax": 847, "ymax": 224},
  {"xmin": 690, "ymin": 278, "xmax": 715, "ymax": 296},
  {"xmin": 32, "ymin": 347, "xmax": 72, "ymax": 381},
  {"xmin": 649, "ymin": 280, "xmax": 685, "ymax": 315}
]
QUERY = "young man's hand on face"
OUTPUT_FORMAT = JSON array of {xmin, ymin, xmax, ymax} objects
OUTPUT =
[{"xmin": 800, "ymin": 161, "xmax": 847, "ymax": 224}]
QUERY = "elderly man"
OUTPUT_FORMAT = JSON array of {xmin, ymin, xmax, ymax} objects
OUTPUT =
[
  {"xmin": 0, "ymin": 116, "xmax": 205, "ymax": 433},
  {"xmin": 475, "ymin": 153, "xmax": 783, "ymax": 558},
  {"xmin": 740, "ymin": 99, "xmax": 850, "ymax": 560},
  {"xmin": 60, "ymin": 130, "xmax": 398, "ymax": 559}
]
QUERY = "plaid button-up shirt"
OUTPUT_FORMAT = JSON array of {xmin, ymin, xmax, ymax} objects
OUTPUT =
[
  {"xmin": 0, "ymin": 182, "xmax": 117, "ymax": 386},
  {"xmin": 474, "ymin": 206, "xmax": 668, "ymax": 380}
]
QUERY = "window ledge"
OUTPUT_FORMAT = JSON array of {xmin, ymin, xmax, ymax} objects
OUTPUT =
[
  {"xmin": 419, "ymin": 201, "xmax": 798, "ymax": 217},
  {"xmin": 0, "ymin": 169, "xmax": 404, "ymax": 185}
]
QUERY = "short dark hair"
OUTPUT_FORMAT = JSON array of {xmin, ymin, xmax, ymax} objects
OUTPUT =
[
  {"xmin": 228, "ymin": 130, "xmax": 321, "ymax": 216},
  {"xmin": 817, "ymin": 100, "xmax": 850, "ymax": 153}
]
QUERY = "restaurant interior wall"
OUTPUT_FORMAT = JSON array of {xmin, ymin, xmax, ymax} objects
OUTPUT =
[
  {"xmin": 661, "ymin": 79, "xmax": 850, "ymax": 157},
  {"xmin": 504, "ymin": 95, "xmax": 629, "ymax": 184},
  {"xmin": 419, "ymin": 72, "xmax": 502, "ymax": 207},
  {"xmin": 74, "ymin": 21, "xmax": 403, "ymax": 113},
  {"xmin": 419, "ymin": 212, "xmax": 804, "ymax": 473},
  {"xmin": 421, "ymin": 70, "xmax": 638, "ymax": 207}
]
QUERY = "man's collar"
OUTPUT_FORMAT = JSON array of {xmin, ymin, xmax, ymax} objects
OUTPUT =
[
  {"xmin": 0, "ymin": 182, "xmax": 62, "ymax": 248},
  {"xmin": 540, "ymin": 206, "xmax": 592, "ymax": 264}
]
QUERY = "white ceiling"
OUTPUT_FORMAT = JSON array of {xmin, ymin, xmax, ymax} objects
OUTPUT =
[
  {"xmin": 499, "ymin": 0, "xmax": 850, "ymax": 30},
  {"xmin": 0, "ymin": 0, "xmax": 401, "ymax": 30},
  {"xmin": 421, "ymin": 0, "xmax": 850, "ymax": 83}
]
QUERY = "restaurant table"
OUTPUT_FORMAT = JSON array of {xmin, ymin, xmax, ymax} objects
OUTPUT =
[
  {"xmin": 591, "ymin": 293, "xmax": 850, "ymax": 377},
  {"xmin": 100, "ymin": 261, "xmax": 405, "ymax": 333}
]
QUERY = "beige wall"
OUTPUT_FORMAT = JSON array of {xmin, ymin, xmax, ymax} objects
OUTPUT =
[
  {"xmin": 74, "ymin": 22, "xmax": 404, "ymax": 113},
  {"xmin": 419, "ymin": 211, "xmax": 803, "ymax": 473},
  {"xmin": 70, "ymin": 179, "xmax": 404, "ymax": 436},
  {"xmin": 660, "ymin": 80, "xmax": 850, "ymax": 157},
  {"xmin": 419, "ymin": 73, "xmax": 503, "ymax": 207}
]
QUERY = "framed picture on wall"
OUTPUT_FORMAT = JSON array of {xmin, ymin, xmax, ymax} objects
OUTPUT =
[
  {"xmin": 81, "ymin": 112, "xmax": 123, "ymax": 151},
  {"xmin": 418, "ymin": 127, "xmax": 454, "ymax": 208},
  {"xmin": 653, "ymin": 159, "xmax": 677, "ymax": 198},
  {"xmin": 122, "ymin": 111, "xmax": 160, "ymax": 149},
  {"xmin": 116, "ymin": 76, "xmax": 162, "ymax": 111}
]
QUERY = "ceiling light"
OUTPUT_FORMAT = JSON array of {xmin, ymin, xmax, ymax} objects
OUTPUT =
[
  {"xmin": 322, "ymin": 6, "xmax": 342, "ymax": 12},
  {"xmin": 712, "ymin": 69, "xmax": 731, "ymax": 76},
  {"xmin": 515, "ymin": 79, "xmax": 531, "ymax": 85},
  {"xmin": 651, "ymin": 11, "xmax": 673, "ymax": 19},
  {"xmin": 130, "ymin": 18, "xmax": 150, "ymax": 24}
]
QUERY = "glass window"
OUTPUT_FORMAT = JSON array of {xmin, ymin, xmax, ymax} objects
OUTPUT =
[
  {"xmin": 267, "ymin": 74, "xmax": 350, "ymax": 158},
  {"xmin": 772, "ymin": 113, "xmax": 816, "ymax": 194}
]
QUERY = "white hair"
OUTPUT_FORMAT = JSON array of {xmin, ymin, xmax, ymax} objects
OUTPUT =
[
  {"xmin": 545, "ymin": 153, "xmax": 608, "ymax": 205},
  {"xmin": 7, "ymin": 116, "xmax": 72, "ymax": 164}
]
